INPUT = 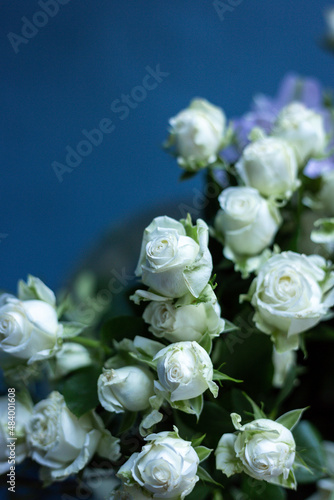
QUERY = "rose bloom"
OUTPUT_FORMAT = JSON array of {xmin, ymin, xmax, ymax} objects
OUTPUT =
[
  {"xmin": 154, "ymin": 341, "xmax": 218, "ymax": 402},
  {"xmin": 142, "ymin": 289, "xmax": 224, "ymax": 343},
  {"xmin": 0, "ymin": 296, "xmax": 63, "ymax": 364},
  {"xmin": 235, "ymin": 137, "xmax": 298, "ymax": 199},
  {"xmin": 215, "ymin": 186, "xmax": 281, "ymax": 258},
  {"xmin": 48, "ymin": 342, "xmax": 92, "ymax": 379},
  {"xmin": 135, "ymin": 216, "xmax": 212, "ymax": 299},
  {"xmin": 98, "ymin": 365, "xmax": 155, "ymax": 413},
  {"xmin": 117, "ymin": 428, "xmax": 199, "ymax": 499},
  {"xmin": 246, "ymin": 251, "xmax": 334, "ymax": 351},
  {"xmin": 26, "ymin": 391, "xmax": 120, "ymax": 482},
  {"xmin": 216, "ymin": 415, "xmax": 296, "ymax": 489},
  {"xmin": 272, "ymin": 102, "xmax": 327, "ymax": 166},
  {"xmin": 169, "ymin": 98, "xmax": 226, "ymax": 171}
]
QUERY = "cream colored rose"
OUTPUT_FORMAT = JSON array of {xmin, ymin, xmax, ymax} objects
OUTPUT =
[
  {"xmin": 215, "ymin": 186, "xmax": 281, "ymax": 258},
  {"xmin": 272, "ymin": 102, "xmax": 327, "ymax": 166},
  {"xmin": 216, "ymin": 414, "xmax": 296, "ymax": 489},
  {"xmin": 118, "ymin": 429, "xmax": 199, "ymax": 499},
  {"xmin": 98, "ymin": 365, "xmax": 155, "ymax": 413},
  {"xmin": 154, "ymin": 341, "xmax": 218, "ymax": 402},
  {"xmin": 246, "ymin": 251, "xmax": 334, "ymax": 352},
  {"xmin": 48, "ymin": 342, "xmax": 92, "ymax": 379},
  {"xmin": 169, "ymin": 98, "xmax": 226, "ymax": 171},
  {"xmin": 236, "ymin": 137, "xmax": 298, "ymax": 199},
  {"xmin": 0, "ymin": 297, "xmax": 62, "ymax": 364},
  {"xmin": 135, "ymin": 216, "xmax": 212, "ymax": 299},
  {"xmin": 26, "ymin": 391, "xmax": 120, "ymax": 482},
  {"xmin": 142, "ymin": 292, "xmax": 224, "ymax": 343}
]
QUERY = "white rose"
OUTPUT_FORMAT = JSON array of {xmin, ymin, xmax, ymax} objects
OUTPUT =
[
  {"xmin": 0, "ymin": 297, "xmax": 63, "ymax": 364},
  {"xmin": 235, "ymin": 419, "xmax": 295, "ymax": 483},
  {"xmin": 97, "ymin": 366, "xmax": 155, "ymax": 413},
  {"xmin": 216, "ymin": 415, "xmax": 296, "ymax": 488},
  {"xmin": 142, "ymin": 290, "xmax": 224, "ymax": 343},
  {"xmin": 118, "ymin": 428, "xmax": 199, "ymax": 499},
  {"xmin": 246, "ymin": 251, "xmax": 334, "ymax": 352},
  {"xmin": 215, "ymin": 187, "xmax": 281, "ymax": 258},
  {"xmin": 48, "ymin": 342, "xmax": 92, "ymax": 379},
  {"xmin": 272, "ymin": 102, "xmax": 327, "ymax": 166},
  {"xmin": 26, "ymin": 391, "xmax": 121, "ymax": 482},
  {"xmin": 236, "ymin": 137, "xmax": 298, "ymax": 199},
  {"xmin": 169, "ymin": 98, "xmax": 226, "ymax": 171},
  {"xmin": 154, "ymin": 341, "xmax": 218, "ymax": 402},
  {"xmin": 135, "ymin": 216, "xmax": 212, "ymax": 299},
  {"xmin": 318, "ymin": 170, "xmax": 334, "ymax": 216},
  {"xmin": 0, "ymin": 394, "xmax": 33, "ymax": 474}
]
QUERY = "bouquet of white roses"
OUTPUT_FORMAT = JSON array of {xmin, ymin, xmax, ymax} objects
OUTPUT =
[{"xmin": 1, "ymin": 72, "xmax": 334, "ymax": 500}]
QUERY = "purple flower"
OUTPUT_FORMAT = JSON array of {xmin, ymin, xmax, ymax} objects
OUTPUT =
[{"xmin": 222, "ymin": 73, "xmax": 334, "ymax": 178}]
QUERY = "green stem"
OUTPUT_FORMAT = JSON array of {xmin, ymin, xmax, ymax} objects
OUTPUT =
[{"xmin": 64, "ymin": 336, "xmax": 112, "ymax": 354}]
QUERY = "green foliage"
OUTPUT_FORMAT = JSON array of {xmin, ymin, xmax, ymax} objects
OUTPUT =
[
  {"xmin": 293, "ymin": 421, "xmax": 327, "ymax": 484},
  {"xmin": 61, "ymin": 321, "xmax": 86, "ymax": 338},
  {"xmin": 101, "ymin": 315, "xmax": 147, "ymax": 345},
  {"xmin": 197, "ymin": 465, "xmax": 223, "ymax": 487},
  {"xmin": 213, "ymin": 370, "xmax": 243, "ymax": 384},
  {"xmin": 276, "ymin": 408, "xmax": 308, "ymax": 431},
  {"xmin": 180, "ymin": 170, "xmax": 198, "ymax": 181},
  {"xmin": 61, "ymin": 366, "xmax": 101, "ymax": 418},
  {"xmin": 192, "ymin": 434, "xmax": 207, "ymax": 448},
  {"xmin": 241, "ymin": 477, "xmax": 288, "ymax": 499},
  {"xmin": 118, "ymin": 411, "xmax": 138, "ymax": 435},
  {"xmin": 195, "ymin": 446, "xmax": 213, "ymax": 463},
  {"xmin": 186, "ymin": 483, "xmax": 213, "ymax": 500},
  {"xmin": 198, "ymin": 333, "xmax": 213, "ymax": 354}
]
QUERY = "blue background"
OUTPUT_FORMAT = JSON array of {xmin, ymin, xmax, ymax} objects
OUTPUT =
[{"xmin": 1, "ymin": 0, "xmax": 333, "ymax": 293}]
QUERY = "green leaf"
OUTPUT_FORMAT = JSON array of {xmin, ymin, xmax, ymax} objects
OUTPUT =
[
  {"xmin": 62, "ymin": 366, "xmax": 101, "ymax": 418},
  {"xmin": 179, "ymin": 170, "xmax": 198, "ymax": 182},
  {"xmin": 189, "ymin": 395, "xmax": 204, "ymax": 421},
  {"xmin": 61, "ymin": 321, "xmax": 86, "ymax": 338},
  {"xmin": 294, "ymin": 453, "xmax": 313, "ymax": 475},
  {"xmin": 293, "ymin": 421, "xmax": 327, "ymax": 484},
  {"xmin": 128, "ymin": 351, "xmax": 157, "ymax": 369},
  {"xmin": 192, "ymin": 434, "xmax": 207, "ymax": 448},
  {"xmin": 186, "ymin": 483, "xmax": 213, "ymax": 500},
  {"xmin": 242, "ymin": 392, "xmax": 267, "ymax": 420},
  {"xmin": 101, "ymin": 316, "xmax": 146, "ymax": 345},
  {"xmin": 223, "ymin": 320, "xmax": 239, "ymax": 333},
  {"xmin": 56, "ymin": 294, "xmax": 73, "ymax": 319},
  {"xmin": 197, "ymin": 466, "xmax": 223, "ymax": 487},
  {"xmin": 194, "ymin": 446, "xmax": 213, "ymax": 463},
  {"xmin": 213, "ymin": 370, "xmax": 243, "ymax": 383},
  {"xmin": 118, "ymin": 411, "xmax": 137, "ymax": 435},
  {"xmin": 241, "ymin": 476, "xmax": 287, "ymax": 499},
  {"xmin": 198, "ymin": 333, "xmax": 212, "ymax": 354},
  {"xmin": 276, "ymin": 408, "xmax": 308, "ymax": 431}
]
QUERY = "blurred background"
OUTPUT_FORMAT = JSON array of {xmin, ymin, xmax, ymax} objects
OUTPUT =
[{"xmin": 1, "ymin": 0, "xmax": 334, "ymax": 293}]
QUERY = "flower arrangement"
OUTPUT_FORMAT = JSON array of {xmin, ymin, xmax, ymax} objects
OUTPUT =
[{"xmin": 2, "ymin": 69, "xmax": 334, "ymax": 500}]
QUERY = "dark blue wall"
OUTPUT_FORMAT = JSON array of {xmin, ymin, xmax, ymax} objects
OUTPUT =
[{"xmin": 1, "ymin": 0, "xmax": 333, "ymax": 292}]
